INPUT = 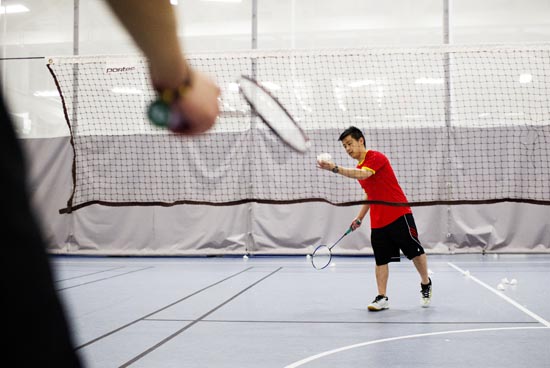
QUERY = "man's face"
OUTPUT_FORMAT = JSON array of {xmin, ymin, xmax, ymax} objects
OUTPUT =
[{"xmin": 341, "ymin": 135, "xmax": 364, "ymax": 160}]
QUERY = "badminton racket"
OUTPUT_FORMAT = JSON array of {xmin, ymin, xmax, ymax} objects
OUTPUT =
[
  {"xmin": 311, "ymin": 220, "xmax": 360, "ymax": 270},
  {"xmin": 148, "ymin": 75, "xmax": 311, "ymax": 153},
  {"xmin": 237, "ymin": 75, "xmax": 310, "ymax": 153}
]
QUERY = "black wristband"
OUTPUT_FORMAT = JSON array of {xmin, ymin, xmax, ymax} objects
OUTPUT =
[{"xmin": 332, "ymin": 165, "xmax": 339, "ymax": 173}]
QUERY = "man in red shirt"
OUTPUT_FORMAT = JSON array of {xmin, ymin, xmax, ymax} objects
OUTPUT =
[{"xmin": 318, "ymin": 126, "xmax": 432, "ymax": 311}]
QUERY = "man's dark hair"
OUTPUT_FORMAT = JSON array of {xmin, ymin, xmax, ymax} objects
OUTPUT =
[{"xmin": 339, "ymin": 126, "xmax": 365, "ymax": 147}]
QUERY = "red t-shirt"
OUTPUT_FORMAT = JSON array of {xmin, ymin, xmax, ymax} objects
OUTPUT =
[{"xmin": 357, "ymin": 150, "xmax": 411, "ymax": 228}]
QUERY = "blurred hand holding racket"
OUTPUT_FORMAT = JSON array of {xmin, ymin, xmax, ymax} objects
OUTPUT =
[
  {"xmin": 149, "ymin": 74, "xmax": 310, "ymax": 153},
  {"xmin": 148, "ymin": 69, "xmax": 221, "ymax": 135},
  {"xmin": 311, "ymin": 219, "xmax": 361, "ymax": 270}
]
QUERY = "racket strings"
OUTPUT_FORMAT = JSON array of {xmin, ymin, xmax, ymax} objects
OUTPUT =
[
  {"xmin": 311, "ymin": 245, "xmax": 332, "ymax": 269},
  {"xmin": 238, "ymin": 76, "xmax": 309, "ymax": 152}
]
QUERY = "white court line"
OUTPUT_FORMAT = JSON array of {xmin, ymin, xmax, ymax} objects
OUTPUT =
[
  {"xmin": 448, "ymin": 262, "xmax": 550, "ymax": 328},
  {"xmin": 284, "ymin": 326, "xmax": 547, "ymax": 368}
]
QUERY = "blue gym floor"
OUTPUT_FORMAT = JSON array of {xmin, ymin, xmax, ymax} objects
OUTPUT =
[{"xmin": 51, "ymin": 254, "xmax": 550, "ymax": 367}]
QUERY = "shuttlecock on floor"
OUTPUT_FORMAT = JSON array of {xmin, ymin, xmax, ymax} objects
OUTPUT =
[
  {"xmin": 510, "ymin": 278, "xmax": 518, "ymax": 285},
  {"xmin": 501, "ymin": 277, "xmax": 510, "ymax": 284},
  {"xmin": 497, "ymin": 283, "xmax": 506, "ymax": 291},
  {"xmin": 464, "ymin": 270, "xmax": 470, "ymax": 277},
  {"xmin": 243, "ymin": 255, "xmax": 249, "ymax": 260}
]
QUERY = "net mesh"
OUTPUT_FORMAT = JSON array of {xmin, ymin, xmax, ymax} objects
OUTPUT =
[{"xmin": 46, "ymin": 45, "xmax": 550, "ymax": 213}]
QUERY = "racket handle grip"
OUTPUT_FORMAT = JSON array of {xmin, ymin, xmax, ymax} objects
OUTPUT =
[
  {"xmin": 148, "ymin": 99, "xmax": 189, "ymax": 133},
  {"xmin": 348, "ymin": 219, "xmax": 362, "ymax": 233},
  {"xmin": 167, "ymin": 105, "xmax": 190, "ymax": 133}
]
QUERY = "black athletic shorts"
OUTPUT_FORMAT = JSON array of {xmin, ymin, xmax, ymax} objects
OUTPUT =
[{"xmin": 371, "ymin": 213, "xmax": 425, "ymax": 266}]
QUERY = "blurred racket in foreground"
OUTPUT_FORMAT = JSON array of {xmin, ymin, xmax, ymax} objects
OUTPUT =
[
  {"xmin": 311, "ymin": 220, "xmax": 361, "ymax": 270},
  {"xmin": 237, "ymin": 75, "xmax": 310, "ymax": 153},
  {"xmin": 148, "ymin": 75, "xmax": 310, "ymax": 153}
]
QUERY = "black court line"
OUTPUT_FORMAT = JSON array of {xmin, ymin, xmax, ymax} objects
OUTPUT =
[
  {"xmin": 56, "ymin": 266, "xmax": 153, "ymax": 291},
  {"xmin": 119, "ymin": 267, "xmax": 283, "ymax": 368},
  {"xmin": 54, "ymin": 266, "xmax": 126, "ymax": 282},
  {"xmin": 75, "ymin": 267, "xmax": 254, "ymax": 350},
  {"xmin": 143, "ymin": 319, "xmax": 541, "ymax": 325}
]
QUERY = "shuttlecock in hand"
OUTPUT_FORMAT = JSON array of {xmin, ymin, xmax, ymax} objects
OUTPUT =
[{"xmin": 317, "ymin": 153, "xmax": 332, "ymax": 162}]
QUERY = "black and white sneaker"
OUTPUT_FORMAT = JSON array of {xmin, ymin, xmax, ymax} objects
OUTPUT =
[
  {"xmin": 368, "ymin": 295, "xmax": 389, "ymax": 311},
  {"xmin": 421, "ymin": 278, "xmax": 432, "ymax": 308}
]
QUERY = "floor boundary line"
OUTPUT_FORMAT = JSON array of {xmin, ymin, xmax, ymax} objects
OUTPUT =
[
  {"xmin": 284, "ymin": 326, "xmax": 548, "ymax": 368},
  {"xmin": 75, "ymin": 266, "xmax": 254, "ymax": 350},
  {"xmin": 119, "ymin": 267, "xmax": 283, "ymax": 367},
  {"xmin": 447, "ymin": 262, "xmax": 550, "ymax": 328}
]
